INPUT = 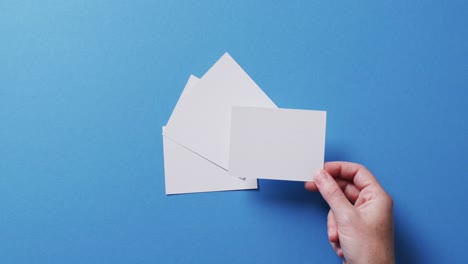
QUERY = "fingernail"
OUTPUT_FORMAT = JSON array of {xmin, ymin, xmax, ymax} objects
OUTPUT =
[{"xmin": 313, "ymin": 170, "xmax": 327, "ymax": 185}]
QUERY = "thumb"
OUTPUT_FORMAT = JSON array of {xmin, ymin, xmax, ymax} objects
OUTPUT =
[{"xmin": 314, "ymin": 170, "xmax": 353, "ymax": 216}]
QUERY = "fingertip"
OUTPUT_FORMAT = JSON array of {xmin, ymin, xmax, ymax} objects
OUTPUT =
[
  {"xmin": 337, "ymin": 248, "xmax": 344, "ymax": 258},
  {"xmin": 304, "ymin": 181, "xmax": 318, "ymax": 191},
  {"xmin": 328, "ymin": 229, "xmax": 338, "ymax": 243},
  {"xmin": 331, "ymin": 242, "xmax": 343, "ymax": 258},
  {"xmin": 313, "ymin": 169, "xmax": 328, "ymax": 186}
]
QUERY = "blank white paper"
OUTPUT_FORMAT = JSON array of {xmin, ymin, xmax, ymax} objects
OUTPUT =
[
  {"xmin": 164, "ymin": 53, "xmax": 277, "ymax": 170},
  {"xmin": 163, "ymin": 129, "xmax": 257, "ymax": 195},
  {"xmin": 163, "ymin": 76, "xmax": 257, "ymax": 195},
  {"xmin": 166, "ymin": 74, "xmax": 199, "ymax": 127},
  {"xmin": 228, "ymin": 106, "xmax": 327, "ymax": 182}
]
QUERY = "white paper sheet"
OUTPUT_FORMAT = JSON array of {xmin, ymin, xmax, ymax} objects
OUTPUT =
[
  {"xmin": 163, "ymin": 128, "xmax": 257, "ymax": 195},
  {"xmin": 228, "ymin": 106, "xmax": 326, "ymax": 182},
  {"xmin": 163, "ymin": 76, "xmax": 257, "ymax": 195},
  {"xmin": 166, "ymin": 74, "xmax": 199, "ymax": 126},
  {"xmin": 164, "ymin": 53, "xmax": 277, "ymax": 170}
]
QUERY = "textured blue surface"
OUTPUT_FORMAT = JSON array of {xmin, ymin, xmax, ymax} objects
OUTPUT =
[{"xmin": 1, "ymin": 1, "xmax": 467, "ymax": 263}]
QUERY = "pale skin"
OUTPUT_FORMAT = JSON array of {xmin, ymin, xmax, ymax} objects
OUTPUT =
[{"xmin": 305, "ymin": 162, "xmax": 395, "ymax": 264}]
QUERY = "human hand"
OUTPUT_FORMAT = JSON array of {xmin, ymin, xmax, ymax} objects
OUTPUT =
[{"xmin": 305, "ymin": 162, "xmax": 394, "ymax": 264}]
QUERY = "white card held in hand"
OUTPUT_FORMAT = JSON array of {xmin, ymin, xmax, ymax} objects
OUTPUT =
[{"xmin": 228, "ymin": 106, "xmax": 326, "ymax": 182}]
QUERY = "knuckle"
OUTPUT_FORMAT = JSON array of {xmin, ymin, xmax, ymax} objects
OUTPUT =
[
  {"xmin": 360, "ymin": 188, "xmax": 375, "ymax": 202},
  {"xmin": 325, "ymin": 185, "xmax": 342, "ymax": 200},
  {"xmin": 385, "ymin": 193, "xmax": 394, "ymax": 208},
  {"xmin": 377, "ymin": 189, "xmax": 394, "ymax": 209},
  {"xmin": 353, "ymin": 163, "xmax": 367, "ymax": 171}
]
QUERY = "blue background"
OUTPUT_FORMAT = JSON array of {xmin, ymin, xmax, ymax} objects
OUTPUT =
[{"xmin": 1, "ymin": 1, "xmax": 467, "ymax": 263}]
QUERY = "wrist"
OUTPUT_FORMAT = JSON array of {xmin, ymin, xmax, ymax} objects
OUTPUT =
[
  {"xmin": 360, "ymin": 242, "xmax": 395, "ymax": 264},
  {"xmin": 343, "ymin": 236, "xmax": 394, "ymax": 264}
]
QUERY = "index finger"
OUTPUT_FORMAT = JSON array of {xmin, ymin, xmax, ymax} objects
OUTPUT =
[{"xmin": 324, "ymin": 161, "xmax": 381, "ymax": 190}]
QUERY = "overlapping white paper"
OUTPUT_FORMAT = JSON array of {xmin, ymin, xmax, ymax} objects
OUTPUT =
[
  {"xmin": 164, "ymin": 53, "xmax": 277, "ymax": 170},
  {"xmin": 162, "ymin": 52, "xmax": 327, "ymax": 195},
  {"xmin": 163, "ymin": 74, "xmax": 257, "ymax": 195}
]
